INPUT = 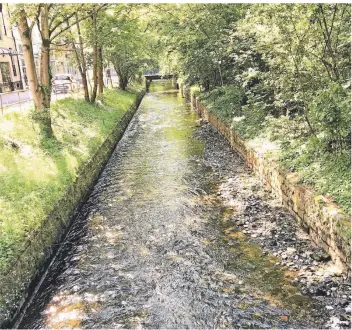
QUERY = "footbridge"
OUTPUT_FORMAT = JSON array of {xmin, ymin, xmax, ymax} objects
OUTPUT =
[
  {"xmin": 144, "ymin": 73, "xmax": 177, "ymax": 81},
  {"xmin": 144, "ymin": 70, "xmax": 178, "ymax": 91}
]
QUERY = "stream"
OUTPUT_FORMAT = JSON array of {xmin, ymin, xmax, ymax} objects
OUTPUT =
[{"xmin": 18, "ymin": 80, "xmax": 333, "ymax": 329}]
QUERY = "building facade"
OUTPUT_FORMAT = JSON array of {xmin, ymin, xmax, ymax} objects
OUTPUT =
[
  {"xmin": 1, "ymin": 3, "xmax": 78, "ymax": 94},
  {"xmin": 51, "ymin": 50, "xmax": 79, "ymax": 79},
  {"xmin": 11, "ymin": 21, "xmax": 42, "ymax": 90},
  {"xmin": 0, "ymin": 4, "xmax": 24, "ymax": 92}
]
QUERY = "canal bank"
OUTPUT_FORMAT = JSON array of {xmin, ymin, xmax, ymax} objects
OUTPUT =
[
  {"xmin": 0, "ymin": 89, "xmax": 145, "ymax": 327},
  {"xmin": 15, "ymin": 80, "xmax": 349, "ymax": 329},
  {"xmin": 183, "ymin": 85, "xmax": 351, "ymax": 328},
  {"xmin": 183, "ymin": 87, "xmax": 350, "ymax": 275}
]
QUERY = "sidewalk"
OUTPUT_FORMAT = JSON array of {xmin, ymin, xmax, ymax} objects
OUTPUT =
[
  {"xmin": 0, "ymin": 90, "xmax": 31, "ymax": 107},
  {"xmin": 0, "ymin": 89, "xmax": 81, "ymax": 115}
]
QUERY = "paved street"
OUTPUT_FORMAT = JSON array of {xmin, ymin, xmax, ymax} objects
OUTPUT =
[
  {"xmin": 0, "ymin": 89, "xmax": 81, "ymax": 115},
  {"xmin": 0, "ymin": 90, "xmax": 31, "ymax": 106}
]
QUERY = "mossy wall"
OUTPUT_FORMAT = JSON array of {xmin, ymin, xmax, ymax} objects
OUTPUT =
[
  {"xmin": 0, "ymin": 91, "xmax": 145, "ymax": 327},
  {"xmin": 186, "ymin": 88, "xmax": 350, "ymax": 275}
]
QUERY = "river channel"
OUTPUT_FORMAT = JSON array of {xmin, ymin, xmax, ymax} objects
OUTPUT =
[{"xmin": 18, "ymin": 81, "xmax": 327, "ymax": 329}]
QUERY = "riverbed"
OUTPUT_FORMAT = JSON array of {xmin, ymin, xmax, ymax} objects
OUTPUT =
[{"xmin": 17, "ymin": 81, "xmax": 349, "ymax": 329}]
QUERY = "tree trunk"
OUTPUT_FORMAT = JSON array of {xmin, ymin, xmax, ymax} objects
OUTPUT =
[
  {"xmin": 98, "ymin": 46, "xmax": 104, "ymax": 95},
  {"xmin": 40, "ymin": 4, "xmax": 51, "ymax": 109},
  {"xmin": 71, "ymin": 14, "xmax": 90, "ymax": 102},
  {"xmin": 72, "ymin": 44, "xmax": 90, "ymax": 102},
  {"xmin": 18, "ymin": 9, "xmax": 52, "ymax": 137},
  {"xmin": 81, "ymin": 72, "xmax": 90, "ymax": 102},
  {"xmin": 91, "ymin": 43, "xmax": 98, "ymax": 103},
  {"xmin": 90, "ymin": 13, "xmax": 98, "ymax": 103},
  {"xmin": 17, "ymin": 10, "xmax": 43, "ymax": 108},
  {"xmin": 110, "ymin": 76, "xmax": 113, "ymax": 88},
  {"xmin": 121, "ymin": 81, "xmax": 126, "ymax": 91},
  {"xmin": 114, "ymin": 65, "xmax": 128, "ymax": 91},
  {"xmin": 121, "ymin": 76, "xmax": 128, "ymax": 91}
]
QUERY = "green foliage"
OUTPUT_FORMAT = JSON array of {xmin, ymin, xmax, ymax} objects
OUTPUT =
[
  {"xmin": 152, "ymin": 4, "xmax": 246, "ymax": 89},
  {"xmin": 200, "ymin": 85, "xmax": 244, "ymax": 123},
  {"xmin": 102, "ymin": 6, "xmax": 157, "ymax": 90},
  {"xmin": 190, "ymin": 85, "xmax": 201, "ymax": 96},
  {"xmin": 309, "ymin": 83, "xmax": 351, "ymax": 152},
  {"xmin": 168, "ymin": 3, "xmax": 350, "ymax": 214},
  {"xmin": 0, "ymin": 89, "xmax": 137, "ymax": 269},
  {"xmin": 201, "ymin": 90, "xmax": 351, "ymax": 214},
  {"xmin": 279, "ymin": 140, "xmax": 351, "ymax": 213}
]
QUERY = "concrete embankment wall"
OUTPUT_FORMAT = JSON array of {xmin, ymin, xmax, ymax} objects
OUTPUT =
[
  {"xmin": 0, "ymin": 91, "xmax": 145, "ymax": 327},
  {"xmin": 183, "ymin": 86, "xmax": 350, "ymax": 274}
]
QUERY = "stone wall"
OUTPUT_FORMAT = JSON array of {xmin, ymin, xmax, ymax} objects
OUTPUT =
[
  {"xmin": 0, "ymin": 91, "xmax": 145, "ymax": 327},
  {"xmin": 188, "ymin": 90, "xmax": 350, "ymax": 274}
]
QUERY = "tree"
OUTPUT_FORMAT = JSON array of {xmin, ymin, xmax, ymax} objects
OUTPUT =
[
  {"xmin": 235, "ymin": 3, "xmax": 351, "ymax": 148},
  {"xmin": 150, "ymin": 4, "xmax": 246, "ymax": 90},
  {"xmin": 69, "ymin": 13, "xmax": 90, "ymax": 102},
  {"xmin": 79, "ymin": 4, "xmax": 133, "ymax": 102},
  {"xmin": 12, "ymin": 3, "xmax": 92, "ymax": 136},
  {"xmin": 104, "ymin": 6, "xmax": 156, "ymax": 91}
]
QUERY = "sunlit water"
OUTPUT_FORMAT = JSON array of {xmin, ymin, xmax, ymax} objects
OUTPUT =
[{"xmin": 18, "ymin": 81, "xmax": 324, "ymax": 329}]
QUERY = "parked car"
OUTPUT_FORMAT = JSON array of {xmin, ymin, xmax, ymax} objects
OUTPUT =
[{"xmin": 52, "ymin": 74, "xmax": 79, "ymax": 94}]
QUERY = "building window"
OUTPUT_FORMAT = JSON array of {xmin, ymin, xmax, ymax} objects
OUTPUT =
[
  {"xmin": 0, "ymin": 5, "xmax": 7, "ymax": 36},
  {"xmin": 2, "ymin": 17, "xmax": 6, "ymax": 35},
  {"xmin": 0, "ymin": 5, "xmax": 2, "ymax": 40},
  {"xmin": 0, "ymin": 62, "xmax": 12, "ymax": 91},
  {"xmin": 12, "ymin": 64, "xmax": 17, "ymax": 76}
]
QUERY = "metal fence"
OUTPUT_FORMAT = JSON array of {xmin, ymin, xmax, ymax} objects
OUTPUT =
[{"xmin": 0, "ymin": 82, "xmax": 82, "ymax": 115}]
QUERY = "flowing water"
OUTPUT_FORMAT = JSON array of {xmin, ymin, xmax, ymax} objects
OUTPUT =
[{"xmin": 18, "ymin": 81, "xmax": 326, "ymax": 329}]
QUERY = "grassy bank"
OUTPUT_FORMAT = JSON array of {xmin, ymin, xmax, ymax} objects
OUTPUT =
[
  {"xmin": 197, "ymin": 86, "xmax": 350, "ymax": 215},
  {"xmin": 0, "ymin": 88, "xmax": 139, "ymax": 270}
]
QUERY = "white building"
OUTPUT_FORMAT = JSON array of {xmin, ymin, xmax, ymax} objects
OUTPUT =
[{"xmin": 0, "ymin": 4, "xmax": 24, "ymax": 92}]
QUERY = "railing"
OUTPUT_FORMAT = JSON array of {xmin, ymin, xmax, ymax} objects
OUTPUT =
[
  {"xmin": 0, "ymin": 89, "xmax": 30, "ymax": 115},
  {"xmin": 0, "ymin": 82, "xmax": 81, "ymax": 115},
  {"xmin": 52, "ymin": 81, "xmax": 81, "ymax": 94},
  {"xmin": 144, "ymin": 69, "xmax": 160, "ymax": 76}
]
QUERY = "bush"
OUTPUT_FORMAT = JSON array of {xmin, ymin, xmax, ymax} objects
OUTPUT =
[
  {"xmin": 198, "ymin": 84, "xmax": 351, "ymax": 215},
  {"xmin": 309, "ymin": 83, "xmax": 351, "ymax": 153},
  {"xmin": 200, "ymin": 85, "xmax": 245, "ymax": 123}
]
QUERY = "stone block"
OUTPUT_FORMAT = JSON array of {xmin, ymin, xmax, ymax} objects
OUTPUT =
[{"xmin": 194, "ymin": 96, "xmax": 350, "ymax": 273}]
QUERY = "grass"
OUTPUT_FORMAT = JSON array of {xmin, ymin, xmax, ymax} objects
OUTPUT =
[
  {"xmin": 197, "ymin": 86, "xmax": 351, "ymax": 215},
  {"xmin": 0, "ymin": 88, "xmax": 138, "ymax": 268},
  {"xmin": 190, "ymin": 85, "xmax": 201, "ymax": 96}
]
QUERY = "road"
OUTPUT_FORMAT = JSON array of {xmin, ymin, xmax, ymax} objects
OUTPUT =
[
  {"xmin": 0, "ymin": 90, "xmax": 31, "ymax": 106},
  {"xmin": 0, "ymin": 89, "xmax": 80, "ymax": 114}
]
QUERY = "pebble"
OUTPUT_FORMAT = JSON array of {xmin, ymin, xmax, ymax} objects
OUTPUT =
[
  {"xmin": 198, "ymin": 122, "xmax": 351, "ymax": 329},
  {"xmin": 286, "ymin": 247, "xmax": 297, "ymax": 255}
]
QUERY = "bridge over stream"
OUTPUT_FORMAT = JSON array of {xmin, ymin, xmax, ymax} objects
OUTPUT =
[{"xmin": 144, "ymin": 70, "xmax": 178, "ymax": 91}]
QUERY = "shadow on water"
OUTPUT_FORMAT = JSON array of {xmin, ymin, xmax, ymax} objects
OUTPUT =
[
  {"xmin": 18, "ymin": 79, "xmax": 325, "ymax": 329},
  {"xmin": 201, "ymin": 187, "xmax": 320, "ymax": 320}
]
